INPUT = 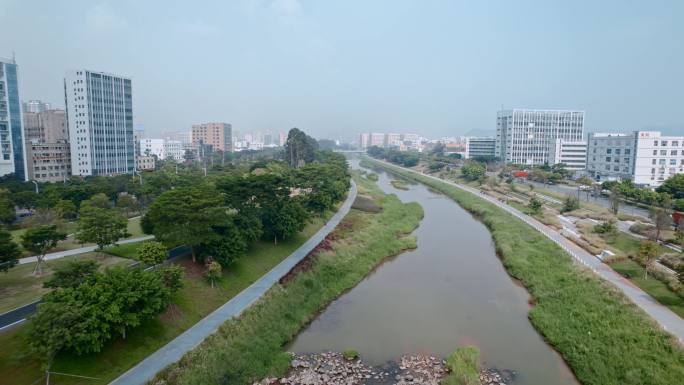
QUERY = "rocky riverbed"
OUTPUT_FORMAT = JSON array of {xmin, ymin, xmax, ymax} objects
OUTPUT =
[{"xmin": 252, "ymin": 352, "xmax": 514, "ymax": 385}]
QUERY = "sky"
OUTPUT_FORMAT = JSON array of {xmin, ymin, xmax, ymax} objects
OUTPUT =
[{"xmin": 1, "ymin": 0, "xmax": 682, "ymax": 141}]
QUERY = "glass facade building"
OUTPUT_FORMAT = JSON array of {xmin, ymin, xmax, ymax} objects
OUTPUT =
[
  {"xmin": 65, "ymin": 70, "xmax": 134, "ymax": 176},
  {"xmin": 0, "ymin": 58, "xmax": 27, "ymax": 180}
]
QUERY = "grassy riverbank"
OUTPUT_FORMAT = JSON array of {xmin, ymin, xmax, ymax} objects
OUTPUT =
[
  {"xmin": 364, "ymin": 157, "xmax": 684, "ymax": 385},
  {"xmin": 0, "ymin": 213, "xmax": 335, "ymax": 385},
  {"xmin": 152, "ymin": 173, "xmax": 423, "ymax": 385}
]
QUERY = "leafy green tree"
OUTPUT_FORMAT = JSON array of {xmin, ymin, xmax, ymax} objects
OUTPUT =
[
  {"xmin": 528, "ymin": 196, "xmax": 543, "ymax": 215},
  {"xmin": 284, "ymin": 128, "xmax": 318, "ymax": 168},
  {"xmin": 159, "ymin": 265, "xmax": 184, "ymax": 292},
  {"xmin": 146, "ymin": 185, "xmax": 225, "ymax": 262},
  {"xmin": 461, "ymin": 162, "xmax": 486, "ymax": 181},
  {"xmin": 75, "ymin": 205, "xmax": 129, "ymax": 251},
  {"xmin": 82, "ymin": 192, "xmax": 111, "ymax": 209},
  {"xmin": 136, "ymin": 241, "xmax": 168, "ymax": 266},
  {"xmin": 116, "ymin": 194, "xmax": 140, "ymax": 217},
  {"xmin": 0, "ymin": 188, "xmax": 15, "ymax": 224},
  {"xmin": 262, "ymin": 198, "xmax": 307, "ymax": 244},
  {"xmin": 54, "ymin": 199, "xmax": 77, "ymax": 220},
  {"xmin": 657, "ymin": 174, "xmax": 684, "ymax": 199},
  {"xmin": 0, "ymin": 229, "xmax": 21, "ymax": 272},
  {"xmin": 205, "ymin": 261, "xmax": 222, "ymax": 288},
  {"xmin": 198, "ymin": 217, "xmax": 248, "ymax": 267},
  {"xmin": 638, "ymin": 240, "xmax": 659, "ymax": 279},
  {"xmin": 562, "ymin": 196, "xmax": 580, "ymax": 213},
  {"xmin": 44, "ymin": 259, "xmax": 99, "ymax": 288},
  {"xmin": 21, "ymin": 225, "xmax": 67, "ymax": 275},
  {"xmin": 594, "ymin": 219, "xmax": 618, "ymax": 238}
]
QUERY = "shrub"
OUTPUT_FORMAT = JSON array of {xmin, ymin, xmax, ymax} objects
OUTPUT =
[
  {"xmin": 444, "ymin": 346, "xmax": 480, "ymax": 385},
  {"xmin": 136, "ymin": 241, "xmax": 168, "ymax": 266},
  {"xmin": 342, "ymin": 349, "xmax": 359, "ymax": 361}
]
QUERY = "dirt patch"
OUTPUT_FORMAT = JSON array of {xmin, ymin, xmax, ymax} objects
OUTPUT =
[
  {"xmin": 175, "ymin": 256, "xmax": 204, "ymax": 279},
  {"xmin": 352, "ymin": 195, "xmax": 382, "ymax": 213},
  {"xmin": 159, "ymin": 303, "xmax": 184, "ymax": 323}
]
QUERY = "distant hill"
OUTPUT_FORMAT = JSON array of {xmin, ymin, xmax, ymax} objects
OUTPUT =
[{"xmin": 464, "ymin": 129, "xmax": 495, "ymax": 138}]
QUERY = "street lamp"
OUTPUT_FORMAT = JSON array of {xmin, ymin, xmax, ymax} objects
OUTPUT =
[{"xmin": 31, "ymin": 180, "xmax": 39, "ymax": 194}]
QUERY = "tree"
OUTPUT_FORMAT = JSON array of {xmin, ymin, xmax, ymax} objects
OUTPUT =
[
  {"xmin": 0, "ymin": 229, "xmax": 21, "ymax": 272},
  {"xmin": 284, "ymin": 128, "xmax": 318, "ymax": 168},
  {"xmin": 0, "ymin": 188, "xmax": 15, "ymax": 224},
  {"xmin": 116, "ymin": 194, "xmax": 140, "ymax": 218},
  {"xmin": 261, "ymin": 198, "xmax": 308, "ymax": 244},
  {"xmin": 75, "ymin": 205, "xmax": 129, "ymax": 251},
  {"xmin": 528, "ymin": 196, "xmax": 543, "ymax": 215},
  {"xmin": 608, "ymin": 186, "xmax": 621, "ymax": 215},
  {"xmin": 205, "ymin": 261, "xmax": 222, "ymax": 288},
  {"xmin": 638, "ymin": 240, "xmax": 659, "ymax": 279},
  {"xmin": 136, "ymin": 241, "xmax": 168, "ymax": 266},
  {"xmin": 461, "ymin": 162, "xmax": 486, "ymax": 181},
  {"xmin": 198, "ymin": 217, "xmax": 249, "ymax": 267},
  {"xmin": 649, "ymin": 195, "xmax": 673, "ymax": 243},
  {"xmin": 81, "ymin": 192, "xmax": 111, "ymax": 209},
  {"xmin": 21, "ymin": 225, "xmax": 67, "ymax": 275},
  {"xmin": 158, "ymin": 265, "xmax": 184, "ymax": 292},
  {"xmin": 54, "ymin": 199, "xmax": 77, "ymax": 220},
  {"xmin": 594, "ymin": 219, "xmax": 618, "ymax": 238},
  {"xmin": 562, "ymin": 196, "xmax": 580, "ymax": 213},
  {"xmin": 44, "ymin": 259, "xmax": 99, "ymax": 288},
  {"xmin": 657, "ymin": 174, "xmax": 684, "ymax": 199}
]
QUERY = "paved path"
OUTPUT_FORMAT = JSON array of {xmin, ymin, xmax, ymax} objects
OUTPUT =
[
  {"xmin": 18, "ymin": 235, "xmax": 154, "ymax": 265},
  {"xmin": 109, "ymin": 181, "xmax": 358, "ymax": 385},
  {"xmin": 375, "ymin": 159, "xmax": 684, "ymax": 343}
]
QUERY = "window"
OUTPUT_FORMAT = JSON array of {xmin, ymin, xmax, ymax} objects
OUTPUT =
[
  {"xmin": 673, "ymin": 141, "xmax": 679, "ymax": 146},
  {"xmin": 614, "ymin": 166, "xmax": 620, "ymax": 171},
  {"xmin": 661, "ymin": 150, "xmax": 667, "ymax": 155},
  {"xmin": 662, "ymin": 141, "xmax": 668, "ymax": 146},
  {"xmin": 605, "ymin": 165, "xmax": 610, "ymax": 170},
  {"xmin": 670, "ymin": 159, "xmax": 677, "ymax": 165},
  {"xmin": 654, "ymin": 140, "xmax": 659, "ymax": 146},
  {"xmin": 615, "ymin": 149, "xmax": 621, "ymax": 155},
  {"xmin": 652, "ymin": 159, "xmax": 657, "ymax": 165},
  {"xmin": 607, "ymin": 148, "xmax": 612, "ymax": 154},
  {"xmin": 606, "ymin": 156, "xmax": 611, "ymax": 162},
  {"xmin": 653, "ymin": 150, "xmax": 658, "ymax": 155},
  {"xmin": 672, "ymin": 150, "xmax": 678, "ymax": 155},
  {"xmin": 659, "ymin": 159, "xmax": 666, "ymax": 165},
  {"xmin": 652, "ymin": 168, "xmax": 656, "ymax": 174}
]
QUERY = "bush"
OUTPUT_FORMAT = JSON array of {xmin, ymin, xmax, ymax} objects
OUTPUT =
[
  {"xmin": 366, "ymin": 173, "xmax": 379, "ymax": 182},
  {"xmin": 444, "ymin": 346, "xmax": 480, "ymax": 385},
  {"xmin": 342, "ymin": 349, "xmax": 359, "ymax": 361},
  {"xmin": 136, "ymin": 241, "xmax": 168, "ymax": 266},
  {"xmin": 561, "ymin": 196, "xmax": 580, "ymax": 213}
]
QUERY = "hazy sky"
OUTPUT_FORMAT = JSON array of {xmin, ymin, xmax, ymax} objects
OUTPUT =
[{"xmin": 1, "ymin": 0, "xmax": 682, "ymax": 140}]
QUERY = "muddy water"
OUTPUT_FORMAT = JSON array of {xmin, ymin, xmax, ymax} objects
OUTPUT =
[{"xmin": 288, "ymin": 159, "xmax": 579, "ymax": 385}]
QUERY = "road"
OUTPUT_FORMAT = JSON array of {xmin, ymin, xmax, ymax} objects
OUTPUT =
[
  {"xmin": 108, "ymin": 180, "xmax": 358, "ymax": 385},
  {"xmin": 18, "ymin": 235, "xmax": 155, "ymax": 264},
  {"xmin": 376, "ymin": 159, "xmax": 684, "ymax": 343}
]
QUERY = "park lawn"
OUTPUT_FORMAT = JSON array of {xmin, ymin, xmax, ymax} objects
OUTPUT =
[
  {"xmin": 0, "ymin": 208, "xmax": 336, "ymax": 385},
  {"xmin": 608, "ymin": 258, "xmax": 684, "ymax": 318},
  {"xmin": 605, "ymin": 232, "xmax": 671, "ymax": 259},
  {"xmin": 104, "ymin": 241, "xmax": 145, "ymax": 259},
  {"xmin": 0, "ymin": 253, "xmax": 132, "ymax": 314},
  {"xmin": 126, "ymin": 216, "xmax": 144, "ymax": 238}
]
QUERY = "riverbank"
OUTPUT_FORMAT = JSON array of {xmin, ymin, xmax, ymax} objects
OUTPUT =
[
  {"xmin": 150, "ymin": 173, "xmax": 423, "ymax": 385},
  {"xmin": 364, "ymin": 157, "xmax": 684, "ymax": 385}
]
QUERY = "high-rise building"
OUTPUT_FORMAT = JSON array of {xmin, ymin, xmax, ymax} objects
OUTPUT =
[
  {"xmin": 370, "ymin": 133, "xmax": 385, "ymax": 147},
  {"xmin": 587, "ymin": 131, "xmax": 684, "ymax": 187},
  {"xmin": 496, "ymin": 109, "xmax": 584, "ymax": 165},
  {"xmin": 385, "ymin": 133, "xmax": 402, "ymax": 147},
  {"xmin": 0, "ymin": 58, "xmax": 27, "ymax": 180},
  {"xmin": 65, "ymin": 70, "xmax": 135, "ymax": 176},
  {"xmin": 358, "ymin": 133, "xmax": 369, "ymax": 149},
  {"xmin": 22, "ymin": 100, "xmax": 52, "ymax": 113},
  {"xmin": 23, "ymin": 109, "xmax": 68, "ymax": 143},
  {"xmin": 547, "ymin": 139, "xmax": 587, "ymax": 171},
  {"xmin": 191, "ymin": 122, "xmax": 232, "ymax": 152}
]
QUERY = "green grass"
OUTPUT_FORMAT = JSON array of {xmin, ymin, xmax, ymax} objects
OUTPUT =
[
  {"xmin": 0, "ymin": 253, "xmax": 132, "ymax": 314},
  {"xmin": 605, "ymin": 232, "xmax": 670, "ymax": 259},
  {"xmin": 366, "ymin": 157, "xmax": 684, "ymax": 385},
  {"xmin": 104, "ymin": 242, "xmax": 145, "ymax": 259},
  {"xmin": 151, "ymin": 173, "xmax": 423, "ymax": 385},
  {"xmin": 608, "ymin": 259, "xmax": 684, "ymax": 318},
  {"xmin": 443, "ymin": 346, "xmax": 480, "ymax": 385},
  {"xmin": 390, "ymin": 179, "xmax": 409, "ymax": 190},
  {"xmin": 0, "ymin": 206, "xmax": 340, "ymax": 385}
]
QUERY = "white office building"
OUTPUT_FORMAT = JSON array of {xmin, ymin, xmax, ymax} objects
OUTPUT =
[
  {"xmin": 586, "ymin": 131, "xmax": 684, "ymax": 187},
  {"xmin": 65, "ymin": 70, "xmax": 134, "ymax": 176},
  {"xmin": 163, "ymin": 139, "xmax": 184, "ymax": 162},
  {"xmin": 140, "ymin": 138, "xmax": 165, "ymax": 159},
  {"xmin": 496, "ymin": 109, "xmax": 584, "ymax": 165},
  {"xmin": 465, "ymin": 137, "xmax": 496, "ymax": 159},
  {"xmin": 547, "ymin": 139, "xmax": 587, "ymax": 171}
]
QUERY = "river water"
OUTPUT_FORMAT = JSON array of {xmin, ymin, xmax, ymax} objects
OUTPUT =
[{"xmin": 288, "ymin": 159, "xmax": 579, "ymax": 385}]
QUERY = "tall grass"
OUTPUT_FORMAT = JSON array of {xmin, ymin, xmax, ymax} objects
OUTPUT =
[
  {"xmin": 444, "ymin": 346, "xmax": 480, "ymax": 385},
  {"xmin": 152, "ymin": 174, "xmax": 423, "ymax": 385},
  {"xmin": 366, "ymin": 157, "xmax": 684, "ymax": 385}
]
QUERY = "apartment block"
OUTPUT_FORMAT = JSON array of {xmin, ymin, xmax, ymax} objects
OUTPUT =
[
  {"xmin": 465, "ymin": 137, "xmax": 496, "ymax": 159},
  {"xmin": 140, "ymin": 138, "xmax": 165, "ymax": 158},
  {"xmin": 496, "ymin": 109, "xmax": 584, "ymax": 165},
  {"xmin": 65, "ymin": 70, "xmax": 135, "ymax": 176},
  {"xmin": 26, "ymin": 141, "xmax": 71, "ymax": 183},
  {"xmin": 191, "ymin": 122, "xmax": 232, "ymax": 152},
  {"xmin": 358, "ymin": 133, "xmax": 369, "ymax": 149},
  {"xmin": 23, "ymin": 109, "xmax": 68, "ymax": 143},
  {"xmin": 547, "ymin": 139, "xmax": 587, "ymax": 171},
  {"xmin": 0, "ymin": 58, "xmax": 27, "ymax": 180}
]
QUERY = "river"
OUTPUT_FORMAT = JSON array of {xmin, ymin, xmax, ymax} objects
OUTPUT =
[{"xmin": 288, "ymin": 158, "xmax": 579, "ymax": 385}]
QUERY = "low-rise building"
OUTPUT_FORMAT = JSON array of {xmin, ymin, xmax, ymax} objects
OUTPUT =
[
  {"xmin": 547, "ymin": 139, "xmax": 587, "ymax": 171},
  {"xmin": 140, "ymin": 138, "xmax": 165, "ymax": 159},
  {"xmin": 465, "ymin": 137, "xmax": 496, "ymax": 159},
  {"xmin": 136, "ymin": 155, "xmax": 155, "ymax": 171},
  {"xmin": 163, "ymin": 140, "xmax": 184, "ymax": 162},
  {"xmin": 586, "ymin": 131, "xmax": 684, "ymax": 186},
  {"xmin": 26, "ymin": 141, "xmax": 71, "ymax": 182}
]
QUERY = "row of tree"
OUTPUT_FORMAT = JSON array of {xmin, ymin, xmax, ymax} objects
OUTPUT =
[
  {"xmin": 602, "ymin": 175, "xmax": 684, "ymax": 211},
  {"xmin": 144, "ymin": 150, "xmax": 350, "ymax": 268},
  {"xmin": 367, "ymin": 146, "xmax": 420, "ymax": 167}
]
